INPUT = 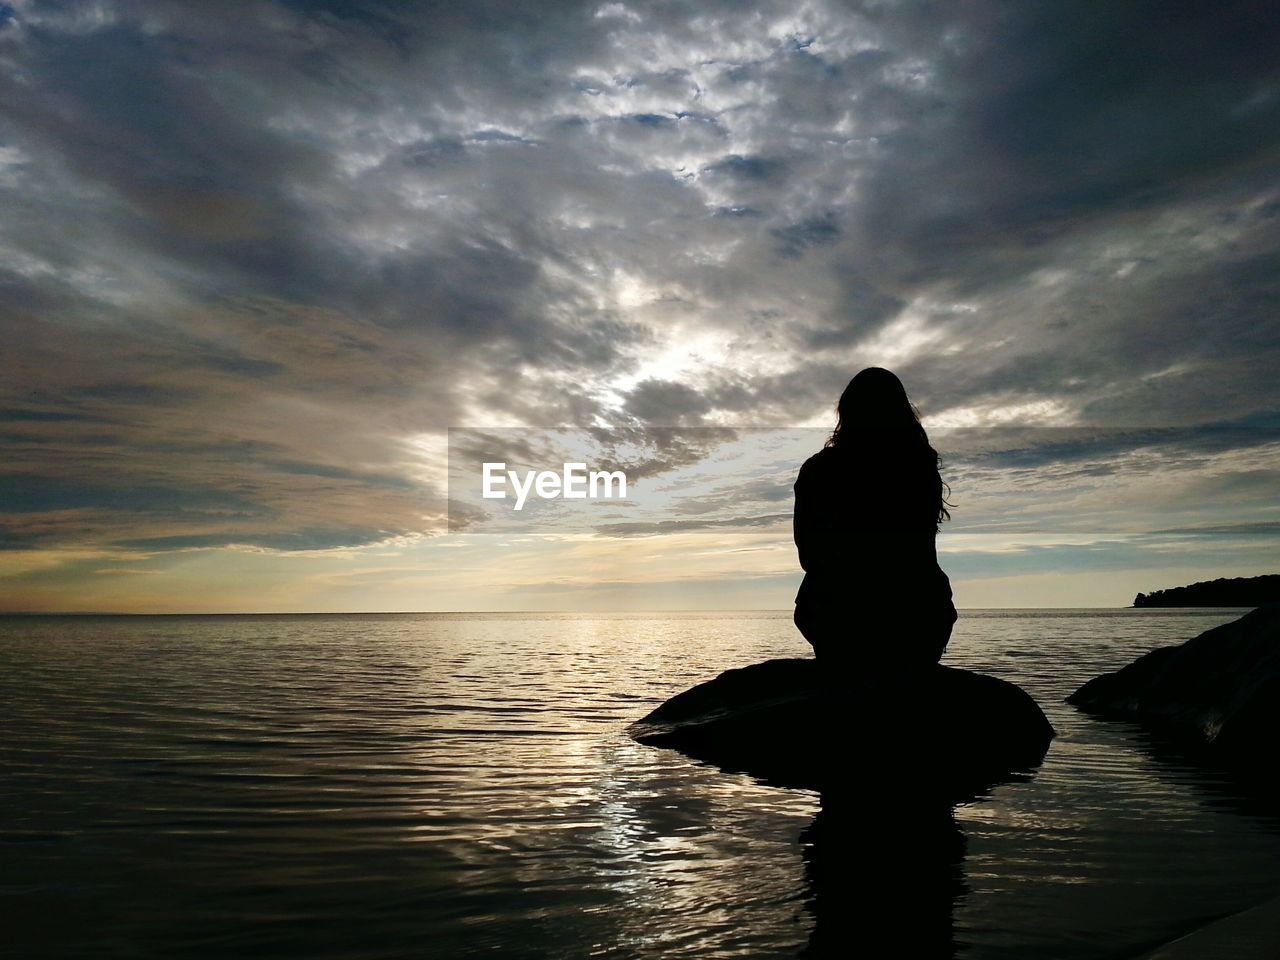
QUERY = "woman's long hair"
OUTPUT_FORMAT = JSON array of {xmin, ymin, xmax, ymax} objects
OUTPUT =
[{"xmin": 825, "ymin": 367, "xmax": 952, "ymax": 527}]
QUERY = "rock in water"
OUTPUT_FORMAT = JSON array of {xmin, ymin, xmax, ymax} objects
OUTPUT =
[
  {"xmin": 628, "ymin": 658, "xmax": 1054, "ymax": 802},
  {"xmin": 1068, "ymin": 603, "xmax": 1280, "ymax": 766}
]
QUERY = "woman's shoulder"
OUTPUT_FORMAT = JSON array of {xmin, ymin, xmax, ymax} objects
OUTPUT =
[
  {"xmin": 800, "ymin": 446, "xmax": 838, "ymax": 470},
  {"xmin": 796, "ymin": 446, "xmax": 851, "ymax": 485}
]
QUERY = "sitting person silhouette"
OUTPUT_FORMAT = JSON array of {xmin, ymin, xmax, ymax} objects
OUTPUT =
[{"xmin": 793, "ymin": 367, "xmax": 957, "ymax": 668}]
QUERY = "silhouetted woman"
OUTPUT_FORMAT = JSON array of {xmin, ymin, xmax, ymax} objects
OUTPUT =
[{"xmin": 793, "ymin": 367, "xmax": 956, "ymax": 668}]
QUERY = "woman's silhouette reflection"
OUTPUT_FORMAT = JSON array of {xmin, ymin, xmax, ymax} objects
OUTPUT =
[
  {"xmin": 793, "ymin": 367, "xmax": 957, "ymax": 670},
  {"xmin": 793, "ymin": 368, "xmax": 965, "ymax": 957},
  {"xmin": 800, "ymin": 795, "xmax": 967, "ymax": 958}
]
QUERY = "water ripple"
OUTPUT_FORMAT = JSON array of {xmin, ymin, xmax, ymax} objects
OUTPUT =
[{"xmin": 2, "ymin": 609, "xmax": 1276, "ymax": 959}]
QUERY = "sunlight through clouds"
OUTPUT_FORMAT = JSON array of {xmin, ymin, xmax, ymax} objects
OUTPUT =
[{"xmin": 1, "ymin": 0, "xmax": 1277, "ymax": 609}]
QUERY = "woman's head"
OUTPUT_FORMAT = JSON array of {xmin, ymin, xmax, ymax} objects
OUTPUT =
[
  {"xmin": 827, "ymin": 367, "xmax": 951, "ymax": 525},
  {"xmin": 827, "ymin": 367, "xmax": 926, "ymax": 448}
]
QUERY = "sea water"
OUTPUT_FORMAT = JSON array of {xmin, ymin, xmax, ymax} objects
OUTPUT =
[{"xmin": 3, "ymin": 609, "xmax": 1277, "ymax": 959}]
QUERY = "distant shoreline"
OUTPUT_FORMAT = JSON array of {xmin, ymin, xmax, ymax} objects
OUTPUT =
[{"xmin": 1133, "ymin": 575, "xmax": 1280, "ymax": 608}]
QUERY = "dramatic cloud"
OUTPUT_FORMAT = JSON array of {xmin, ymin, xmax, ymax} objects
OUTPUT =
[{"xmin": 1, "ymin": 0, "xmax": 1277, "ymax": 608}]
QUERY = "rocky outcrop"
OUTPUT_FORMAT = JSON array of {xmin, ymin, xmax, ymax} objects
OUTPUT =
[
  {"xmin": 1068, "ymin": 604, "xmax": 1280, "ymax": 764},
  {"xmin": 628, "ymin": 658, "xmax": 1054, "ymax": 802}
]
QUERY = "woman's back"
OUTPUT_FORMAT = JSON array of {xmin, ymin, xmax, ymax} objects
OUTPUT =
[{"xmin": 794, "ymin": 443, "xmax": 940, "ymax": 576}]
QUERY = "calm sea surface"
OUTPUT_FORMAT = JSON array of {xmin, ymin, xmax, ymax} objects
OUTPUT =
[{"xmin": 3, "ymin": 609, "xmax": 1278, "ymax": 959}]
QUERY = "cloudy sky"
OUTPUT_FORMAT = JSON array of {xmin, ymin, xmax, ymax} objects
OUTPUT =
[{"xmin": 1, "ymin": 0, "xmax": 1278, "ymax": 612}]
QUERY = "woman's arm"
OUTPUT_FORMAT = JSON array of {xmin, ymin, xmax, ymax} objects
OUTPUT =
[{"xmin": 793, "ymin": 456, "xmax": 838, "ymax": 573}]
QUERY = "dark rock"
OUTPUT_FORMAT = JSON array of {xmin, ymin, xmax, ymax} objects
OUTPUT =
[
  {"xmin": 1068, "ymin": 604, "xmax": 1280, "ymax": 764},
  {"xmin": 628, "ymin": 658, "xmax": 1054, "ymax": 802}
]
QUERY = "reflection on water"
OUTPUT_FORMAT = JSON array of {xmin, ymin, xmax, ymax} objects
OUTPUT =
[
  {"xmin": 801, "ymin": 795, "xmax": 966, "ymax": 958},
  {"xmin": 1, "ymin": 609, "xmax": 1276, "ymax": 958}
]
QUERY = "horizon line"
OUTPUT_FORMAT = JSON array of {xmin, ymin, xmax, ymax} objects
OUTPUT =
[{"xmin": 2, "ymin": 605, "xmax": 1250, "ymax": 617}]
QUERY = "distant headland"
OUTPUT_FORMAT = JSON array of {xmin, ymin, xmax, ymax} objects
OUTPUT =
[{"xmin": 1132, "ymin": 574, "xmax": 1280, "ymax": 608}]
